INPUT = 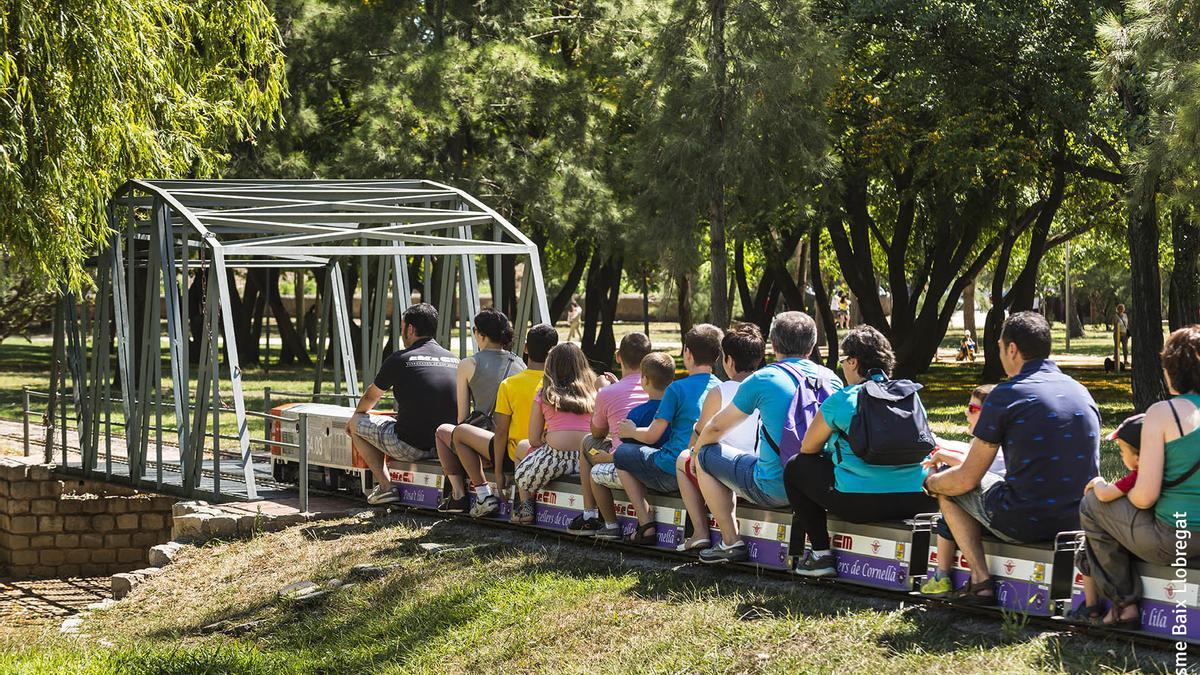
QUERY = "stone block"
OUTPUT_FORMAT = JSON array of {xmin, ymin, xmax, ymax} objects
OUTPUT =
[
  {"xmin": 30, "ymin": 534, "xmax": 53, "ymax": 549},
  {"xmin": 10, "ymin": 481, "xmax": 38, "ymax": 500},
  {"xmin": 81, "ymin": 498, "xmax": 106, "ymax": 514},
  {"xmin": 150, "ymin": 496, "xmax": 176, "ymax": 512},
  {"xmin": 29, "ymin": 565, "xmax": 56, "ymax": 578},
  {"xmin": 64, "ymin": 515, "xmax": 91, "ymax": 532},
  {"xmin": 57, "ymin": 499, "xmax": 82, "ymax": 514},
  {"xmin": 65, "ymin": 548, "xmax": 91, "ymax": 565},
  {"xmin": 55, "ymin": 534, "xmax": 79, "ymax": 548},
  {"xmin": 131, "ymin": 531, "xmax": 161, "ymax": 547},
  {"xmin": 26, "ymin": 465, "xmax": 52, "ymax": 481},
  {"xmin": 11, "ymin": 550, "xmax": 37, "ymax": 566},
  {"xmin": 79, "ymin": 533, "xmax": 103, "ymax": 548},
  {"xmin": 104, "ymin": 533, "xmax": 130, "ymax": 548},
  {"xmin": 171, "ymin": 513, "xmax": 210, "ymax": 541},
  {"xmin": 8, "ymin": 534, "xmax": 29, "ymax": 550},
  {"xmin": 128, "ymin": 498, "xmax": 152, "ymax": 512},
  {"xmin": 30, "ymin": 499, "xmax": 56, "ymax": 515},
  {"xmin": 10, "ymin": 514, "xmax": 35, "ymax": 534},
  {"xmin": 0, "ymin": 513, "xmax": 8, "ymax": 531},
  {"xmin": 37, "ymin": 515, "xmax": 64, "ymax": 533},
  {"xmin": 0, "ymin": 479, "xmax": 8, "ymax": 497},
  {"xmin": 92, "ymin": 514, "xmax": 115, "ymax": 532},
  {"xmin": 141, "ymin": 513, "xmax": 166, "ymax": 530},
  {"xmin": 0, "ymin": 496, "xmax": 8, "ymax": 512},
  {"xmin": 111, "ymin": 572, "xmax": 140, "ymax": 600},
  {"xmin": 80, "ymin": 564, "xmax": 107, "ymax": 577},
  {"xmin": 172, "ymin": 501, "xmax": 199, "ymax": 518},
  {"xmin": 115, "ymin": 513, "xmax": 139, "ymax": 530},
  {"xmin": 57, "ymin": 564, "xmax": 81, "ymax": 578},
  {"xmin": 206, "ymin": 515, "xmax": 238, "ymax": 538},
  {"xmin": 8, "ymin": 498, "xmax": 29, "ymax": 514},
  {"xmin": 106, "ymin": 498, "xmax": 128, "ymax": 514},
  {"xmin": 117, "ymin": 548, "xmax": 143, "ymax": 564},
  {"xmin": 236, "ymin": 513, "xmax": 261, "ymax": 534},
  {"xmin": 39, "ymin": 549, "xmax": 66, "ymax": 566},
  {"xmin": 38, "ymin": 481, "xmax": 63, "ymax": 498},
  {"xmin": 90, "ymin": 549, "xmax": 116, "ymax": 564}
]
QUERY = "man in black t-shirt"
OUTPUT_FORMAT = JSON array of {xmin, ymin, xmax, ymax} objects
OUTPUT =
[{"xmin": 345, "ymin": 303, "xmax": 458, "ymax": 505}]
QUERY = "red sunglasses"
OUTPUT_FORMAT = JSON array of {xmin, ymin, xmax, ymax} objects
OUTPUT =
[{"xmin": 966, "ymin": 403, "xmax": 983, "ymax": 414}]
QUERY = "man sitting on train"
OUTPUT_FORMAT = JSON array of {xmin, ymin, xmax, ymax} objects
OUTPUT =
[
  {"xmin": 922, "ymin": 311, "xmax": 1100, "ymax": 605},
  {"xmin": 345, "ymin": 303, "xmax": 459, "ymax": 505}
]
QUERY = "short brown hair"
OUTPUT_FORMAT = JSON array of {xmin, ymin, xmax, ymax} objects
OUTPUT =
[
  {"xmin": 1162, "ymin": 326, "xmax": 1200, "ymax": 394},
  {"xmin": 683, "ymin": 323, "xmax": 723, "ymax": 366},
  {"xmin": 618, "ymin": 332, "xmax": 653, "ymax": 371},
  {"xmin": 840, "ymin": 325, "xmax": 895, "ymax": 377},
  {"xmin": 723, "ymin": 322, "xmax": 765, "ymax": 373},
  {"xmin": 640, "ymin": 352, "xmax": 676, "ymax": 391},
  {"xmin": 971, "ymin": 383, "xmax": 995, "ymax": 403}
]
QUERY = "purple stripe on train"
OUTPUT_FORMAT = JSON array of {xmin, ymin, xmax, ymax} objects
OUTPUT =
[
  {"xmin": 396, "ymin": 483, "xmax": 441, "ymax": 509},
  {"xmin": 834, "ymin": 551, "xmax": 911, "ymax": 591},
  {"xmin": 946, "ymin": 570, "xmax": 1052, "ymax": 615},
  {"xmin": 1070, "ymin": 591, "xmax": 1200, "ymax": 639}
]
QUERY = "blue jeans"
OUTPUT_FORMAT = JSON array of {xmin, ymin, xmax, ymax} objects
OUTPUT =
[
  {"xmin": 613, "ymin": 443, "xmax": 678, "ymax": 494},
  {"xmin": 695, "ymin": 443, "xmax": 788, "ymax": 508}
]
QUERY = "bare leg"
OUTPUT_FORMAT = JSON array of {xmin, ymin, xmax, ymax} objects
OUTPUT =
[
  {"xmin": 579, "ymin": 451, "xmax": 598, "ymax": 511},
  {"xmin": 617, "ymin": 469, "xmax": 652, "ymax": 524},
  {"xmin": 348, "ymin": 425, "xmax": 391, "ymax": 490},
  {"xmin": 1081, "ymin": 575, "xmax": 1099, "ymax": 607},
  {"xmin": 452, "ymin": 424, "xmax": 494, "ymax": 488},
  {"xmin": 697, "ymin": 461, "xmax": 738, "ymax": 546},
  {"xmin": 435, "ymin": 423, "xmax": 466, "ymax": 499},
  {"xmin": 936, "ymin": 535, "xmax": 956, "ymax": 576},
  {"xmin": 515, "ymin": 439, "xmax": 534, "ymax": 503},
  {"xmin": 675, "ymin": 451, "xmax": 710, "ymax": 543},
  {"xmin": 937, "ymin": 495, "xmax": 991, "ymax": 589}
]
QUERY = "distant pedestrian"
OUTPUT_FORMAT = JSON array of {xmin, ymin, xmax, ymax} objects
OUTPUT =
[
  {"xmin": 566, "ymin": 300, "xmax": 582, "ymax": 342},
  {"xmin": 1114, "ymin": 304, "xmax": 1130, "ymax": 371}
]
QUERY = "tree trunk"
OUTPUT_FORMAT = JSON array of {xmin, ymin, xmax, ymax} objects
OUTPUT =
[
  {"xmin": 705, "ymin": 0, "xmax": 729, "ymax": 330},
  {"xmin": 982, "ymin": 232, "xmax": 1018, "ymax": 382},
  {"xmin": 1127, "ymin": 181, "xmax": 1168, "ymax": 410},
  {"xmin": 677, "ymin": 270, "xmax": 693, "ymax": 343},
  {"xmin": 1169, "ymin": 207, "xmax": 1200, "ymax": 330},
  {"xmin": 581, "ymin": 252, "xmax": 622, "ymax": 370},
  {"xmin": 734, "ymin": 239, "xmax": 753, "ymax": 321},
  {"xmin": 549, "ymin": 239, "xmax": 590, "ymax": 323},
  {"xmin": 267, "ymin": 269, "xmax": 311, "ymax": 366},
  {"xmin": 810, "ymin": 226, "xmax": 839, "ymax": 368},
  {"xmin": 963, "ymin": 278, "xmax": 977, "ymax": 337}
]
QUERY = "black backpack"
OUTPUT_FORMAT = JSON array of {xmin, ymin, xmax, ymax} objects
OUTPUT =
[{"xmin": 846, "ymin": 370, "xmax": 936, "ymax": 465}]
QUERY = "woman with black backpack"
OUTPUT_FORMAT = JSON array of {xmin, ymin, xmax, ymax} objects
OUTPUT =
[{"xmin": 783, "ymin": 325, "xmax": 937, "ymax": 577}]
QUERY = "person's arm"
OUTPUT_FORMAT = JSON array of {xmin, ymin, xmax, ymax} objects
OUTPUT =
[
  {"xmin": 454, "ymin": 358, "xmax": 475, "ymax": 423},
  {"xmin": 1085, "ymin": 477, "xmax": 1128, "ymax": 503},
  {"xmin": 617, "ymin": 417, "xmax": 669, "ymax": 444},
  {"xmin": 492, "ymin": 412, "xmax": 512, "ymax": 491},
  {"xmin": 1127, "ymin": 401, "xmax": 1169, "ymax": 510},
  {"xmin": 691, "ymin": 388, "xmax": 728, "ymax": 448},
  {"xmin": 925, "ymin": 437, "xmax": 999, "ymax": 496},
  {"xmin": 800, "ymin": 411, "xmax": 834, "ymax": 454},
  {"xmin": 527, "ymin": 399, "xmax": 546, "ymax": 448},
  {"xmin": 344, "ymin": 384, "xmax": 386, "ymax": 435},
  {"xmin": 591, "ymin": 390, "xmax": 611, "ymax": 440}
]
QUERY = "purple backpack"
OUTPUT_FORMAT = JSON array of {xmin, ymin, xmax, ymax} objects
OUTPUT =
[{"xmin": 760, "ymin": 361, "xmax": 835, "ymax": 465}]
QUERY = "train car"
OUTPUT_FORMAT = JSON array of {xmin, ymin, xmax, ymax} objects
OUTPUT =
[
  {"xmin": 697, "ymin": 504, "xmax": 793, "ymax": 569},
  {"xmin": 828, "ymin": 518, "xmax": 930, "ymax": 592},
  {"xmin": 915, "ymin": 516, "xmax": 1075, "ymax": 616},
  {"xmin": 268, "ymin": 402, "xmax": 382, "ymax": 493},
  {"xmin": 1063, "ymin": 532, "xmax": 1200, "ymax": 643},
  {"xmin": 527, "ymin": 476, "xmax": 687, "ymax": 550}
]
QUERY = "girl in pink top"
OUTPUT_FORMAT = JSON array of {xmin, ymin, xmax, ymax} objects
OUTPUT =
[{"xmin": 512, "ymin": 343, "xmax": 598, "ymax": 523}]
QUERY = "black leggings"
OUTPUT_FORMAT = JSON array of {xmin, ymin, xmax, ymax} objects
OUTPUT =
[{"xmin": 783, "ymin": 453, "xmax": 936, "ymax": 552}]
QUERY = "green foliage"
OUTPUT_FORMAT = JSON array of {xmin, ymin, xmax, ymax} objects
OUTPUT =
[{"xmin": 0, "ymin": 0, "xmax": 286, "ymax": 291}]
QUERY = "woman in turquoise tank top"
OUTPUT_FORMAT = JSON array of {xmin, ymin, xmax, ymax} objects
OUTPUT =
[{"xmin": 1075, "ymin": 326, "xmax": 1200, "ymax": 628}]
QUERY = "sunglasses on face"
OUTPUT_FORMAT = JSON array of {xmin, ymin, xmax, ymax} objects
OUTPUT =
[{"xmin": 966, "ymin": 402, "xmax": 983, "ymax": 414}]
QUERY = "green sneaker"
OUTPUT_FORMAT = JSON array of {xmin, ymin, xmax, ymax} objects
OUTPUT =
[{"xmin": 920, "ymin": 573, "xmax": 952, "ymax": 596}]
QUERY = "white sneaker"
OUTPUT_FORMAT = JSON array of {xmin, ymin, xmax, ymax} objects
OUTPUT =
[{"xmin": 366, "ymin": 484, "xmax": 400, "ymax": 505}]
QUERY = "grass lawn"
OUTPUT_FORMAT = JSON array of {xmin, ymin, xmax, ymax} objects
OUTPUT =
[{"xmin": 0, "ymin": 512, "xmax": 1171, "ymax": 673}]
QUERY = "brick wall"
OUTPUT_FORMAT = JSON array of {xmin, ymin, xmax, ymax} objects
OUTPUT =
[{"xmin": 0, "ymin": 459, "xmax": 175, "ymax": 579}]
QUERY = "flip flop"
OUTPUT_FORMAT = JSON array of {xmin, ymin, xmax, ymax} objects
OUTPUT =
[
  {"xmin": 1103, "ymin": 602, "xmax": 1141, "ymax": 630},
  {"xmin": 625, "ymin": 521, "xmax": 657, "ymax": 546},
  {"xmin": 950, "ymin": 579, "xmax": 996, "ymax": 606},
  {"xmin": 675, "ymin": 536, "xmax": 710, "ymax": 552}
]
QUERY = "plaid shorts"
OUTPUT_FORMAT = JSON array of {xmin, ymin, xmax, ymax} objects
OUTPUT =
[
  {"xmin": 353, "ymin": 414, "xmax": 434, "ymax": 462},
  {"xmin": 590, "ymin": 462, "xmax": 622, "ymax": 489}
]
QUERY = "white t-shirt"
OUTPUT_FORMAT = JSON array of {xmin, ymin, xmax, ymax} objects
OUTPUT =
[{"xmin": 717, "ymin": 379, "xmax": 760, "ymax": 452}]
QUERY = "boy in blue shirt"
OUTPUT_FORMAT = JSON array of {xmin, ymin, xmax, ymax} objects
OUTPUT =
[
  {"xmin": 615, "ymin": 325, "xmax": 724, "ymax": 545},
  {"xmin": 586, "ymin": 351, "xmax": 676, "ymax": 540}
]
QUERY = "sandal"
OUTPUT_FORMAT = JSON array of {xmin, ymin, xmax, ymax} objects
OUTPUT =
[
  {"xmin": 1064, "ymin": 603, "xmax": 1103, "ymax": 625},
  {"xmin": 1103, "ymin": 601, "xmax": 1140, "ymax": 630},
  {"xmin": 950, "ymin": 579, "xmax": 996, "ymax": 606},
  {"xmin": 625, "ymin": 521, "xmax": 657, "ymax": 546},
  {"xmin": 675, "ymin": 535, "xmax": 710, "ymax": 552}
]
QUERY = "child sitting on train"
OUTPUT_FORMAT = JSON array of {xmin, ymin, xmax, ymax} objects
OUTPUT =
[
  {"xmin": 1066, "ymin": 413, "xmax": 1143, "ymax": 623},
  {"xmin": 511, "ymin": 342, "xmax": 598, "ymax": 524},
  {"xmin": 614, "ymin": 324, "xmax": 724, "ymax": 545},
  {"xmin": 566, "ymin": 332, "xmax": 653, "ymax": 536},
  {"xmin": 577, "ymin": 351, "xmax": 675, "ymax": 540},
  {"xmin": 920, "ymin": 384, "xmax": 1004, "ymax": 596}
]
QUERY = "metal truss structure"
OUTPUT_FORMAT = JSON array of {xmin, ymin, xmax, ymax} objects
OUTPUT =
[{"xmin": 51, "ymin": 179, "xmax": 549, "ymax": 500}]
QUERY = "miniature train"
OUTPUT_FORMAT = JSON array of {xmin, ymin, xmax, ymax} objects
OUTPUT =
[{"xmin": 266, "ymin": 402, "xmax": 1198, "ymax": 645}]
